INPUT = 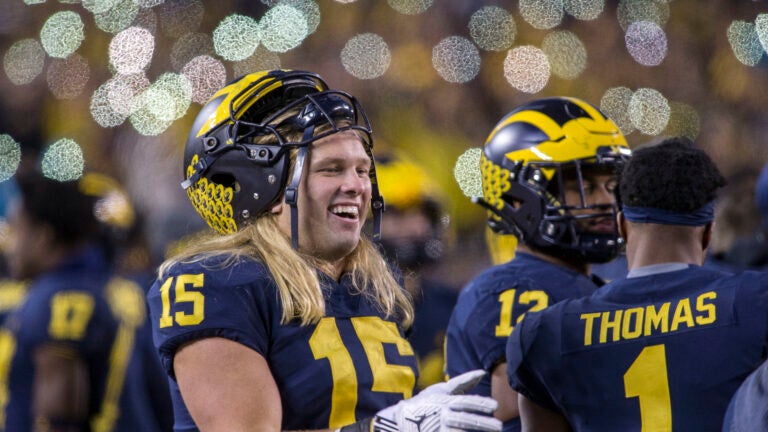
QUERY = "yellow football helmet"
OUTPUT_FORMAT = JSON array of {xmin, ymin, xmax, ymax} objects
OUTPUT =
[
  {"xmin": 376, "ymin": 154, "xmax": 446, "ymax": 270},
  {"xmin": 476, "ymin": 97, "xmax": 631, "ymax": 263}
]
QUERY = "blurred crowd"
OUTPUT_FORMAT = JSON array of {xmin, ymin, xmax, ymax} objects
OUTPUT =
[{"xmin": 0, "ymin": 0, "xmax": 767, "ymax": 430}]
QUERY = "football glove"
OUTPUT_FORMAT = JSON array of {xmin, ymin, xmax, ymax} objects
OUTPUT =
[{"xmin": 339, "ymin": 369, "xmax": 502, "ymax": 432}]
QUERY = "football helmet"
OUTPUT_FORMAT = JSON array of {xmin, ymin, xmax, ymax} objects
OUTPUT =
[
  {"xmin": 475, "ymin": 97, "xmax": 631, "ymax": 263},
  {"xmin": 376, "ymin": 154, "xmax": 446, "ymax": 270},
  {"xmin": 182, "ymin": 69, "xmax": 383, "ymax": 247}
]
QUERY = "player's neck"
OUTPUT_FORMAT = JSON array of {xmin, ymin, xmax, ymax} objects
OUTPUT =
[{"xmin": 625, "ymin": 225, "xmax": 707, "ymax": 270}]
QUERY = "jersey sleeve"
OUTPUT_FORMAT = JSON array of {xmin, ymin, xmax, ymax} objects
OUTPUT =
[
  {"xmin": 147, "ymin": 258, "xmax": 278, "ymax": 377},
  {"xmin": 447, "ymin": 269, "xmax": 554, "ymax": 377},
  {"xmin": 506, "ymin": 310, "xmax": 560, "ymax": 412}
]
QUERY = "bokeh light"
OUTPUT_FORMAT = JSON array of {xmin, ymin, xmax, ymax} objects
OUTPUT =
[
  {"xmin": 128, "ymin": 73, "xmax": 191, "ymax": 135},
  {"xmin": 564, "ymin": 0, "xmax": 604, "ymax": 21},
  {"xmin": 727, "ymin": 20, "xmax": 764, "ymax": 67},
  {"xmin": 617, "ymin": 0, "xmax": 669, "ymax": 32},
  {"xmin": 469, "ymin": 6, "xmax": 516, "ymax": 52},
  {"xmin": 232, "ymin": 46, "xmax": 282, "ymax": 78},
  {"xmin": 213, "ymin": 14, "xmax": 260, "ymax": 61},
  {"xmin": 341, "ymin": 33, "xmax": 391, "ymax": 80},
  {"xmin": 133, "ymin": 0, "xmax": 165, "ymax": 7},
  {"xmin": 3, "ymin": 39, "xmax": 45, "ymax": 85},
  {"xmin": 503, "ymin": 45, "xmax": 550, "ymax": 93},
  {"xmin": 542, "ymin": 30, "xmax": 587, "ymax": 80},
  {"xmin": 0, "ymin": 135, "xmax": 21, "ymax": 183},
  {"xmin": 109, "ymin": 26, "xmax": 155, "ymax": 74},
  {"xmin": 387, "ymin": 0, "xmax": 433, "ymax": 15},
  {"xmin": 600, "ymin": 86, "xmax": 636, "ymax": 135},
  {"xmin": 432, "ymin": 36, "xmax": 481, "ymax": 84},
  {"xmin": 519, "ymin": 0, "xmax": 564, "ymax": 30},
  {"xmin": 146, "ymin": 72, "xmax": 192, "ymax": 121},
  {"xmin": 258, "ymin": 4, "xmax": 309, "ymax": 53},
  {"xmin": 159, "ymin": 0, "xmax": 204, "ymax": 38},
  {"xmin": 625, "ymin": 20, "xmax": 668, "ymax": 66},
  {"xmin": 108, "ymin": 73, "xmax": 151, "ymax": 116},
  {"xmin": 90, "ymin": 73, "xmax": 151, "ymax": 128},
  {"xmin": 40, "ymin": 11, "xmax": 85, "ymax": 58},
  {"xmin": 82, "ymin": 0, "xmax": 122, "ymax": 14},
  {"xmin": 757, "ymin": 14, "xmax": 768, "ymax": 53},
  {"xmin": 41, "ymin": 138, "xmax": 85, "ymax": 182},
  {"xmin": 94, "ymin": 0, "xmax": 140, "ymax": 34},
  {"xmin": 182, "ymin": 55, "xmax": 227, "ymax": 104},
  {"xmin": 278, "ymin": 0, "xmax": 321, "ymax": 35},
  {"xmin": 170, "ymin": 32, "xmax": 214, "ymax": 71},
  {"xmin": 454, "ymin": 147, "xmax": 483, "ymax": 198},
  {"xmin": 664, "ymin": 101, "xmax": 700, "ymax": 140},
  {"xmin": 91, "ymin": 82, "xmax": 126, "ymax": 128},
  {"xmin": 628, "ymin": 87, "xmax": 670, "ymax": 135},
  {"xmin": 47, "ymin": 54, "xmax": 91, "ymax": 99},
  {"xmin": 130, "ymin": 96, "xmax": 174, "ymax": 136}
]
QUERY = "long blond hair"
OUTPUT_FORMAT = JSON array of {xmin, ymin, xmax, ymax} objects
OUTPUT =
[{"xmin": 160, "ymin": 213, "xmax": 413, "ymax": 327}]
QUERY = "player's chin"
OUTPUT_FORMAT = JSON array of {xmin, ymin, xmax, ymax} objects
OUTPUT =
[{"xmin": 327, "ymin": 235, "xmax": 361, "ymax": 257}]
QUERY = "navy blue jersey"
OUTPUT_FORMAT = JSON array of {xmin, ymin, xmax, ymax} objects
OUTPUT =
[
  {"xmin": 0, "ymin": 246, "xmax": 167, "ymax": 431},
  {"xmin": 148, "ymin": 255, "xmax": 418, "ymax": 431},
  {"xmin": 410, "ymin": 278, "xmax": 458, "ymax": 390},
  {"xmin": 445, "ymin": 252, "xmax": 602, "ymax": 432},
  {"xmin": 508, "ymin": 266, "xmax": 768, "ymax": 432}
]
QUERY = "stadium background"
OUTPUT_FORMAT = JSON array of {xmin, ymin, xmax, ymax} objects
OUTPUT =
[{"xmin": 0, "ymin": 0, "xmax": 767, "ymax": 284}]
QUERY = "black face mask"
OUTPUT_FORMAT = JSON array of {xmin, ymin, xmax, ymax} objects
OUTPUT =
[{"xmin": 380, "ymin": 237, "xmax": 443, "ymax": 272}]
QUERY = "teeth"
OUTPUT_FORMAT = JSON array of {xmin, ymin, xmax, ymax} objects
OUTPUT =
[{"xmin": 331, "ymin": 205, "xmax": 358, "ymax": 215}]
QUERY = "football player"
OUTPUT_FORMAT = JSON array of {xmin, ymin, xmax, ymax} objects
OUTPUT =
[
  {"xmin": 508, "ymin": 137, "xmax": 768, "ymax": 431},
  {"xmin": 1, "ymin": 171, "xmax": 172, "ymax": 431},
  {"xmin": 445, "ymin": 97, "xmax": 631, "ymax": 432},
  {"xmin": 375, "ymin": 153, "xmax": 458, "ymax": 390},
  {"xmin": 148, "ymin": 69, "xmax": 502, "ymax": 432}
]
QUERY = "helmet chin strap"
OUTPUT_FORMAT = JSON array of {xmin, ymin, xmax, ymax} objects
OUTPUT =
[
  {"xmin": 369, "ymin": 156, "xmax": 384, "ymax": 243},
  {"xmin": 285, "ymin": 128, "xmax": 314, "ymax": 250}
]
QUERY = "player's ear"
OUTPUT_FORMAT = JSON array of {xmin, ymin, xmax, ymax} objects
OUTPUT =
[
  {"xmin": 617, "ymin": 210, "xmax": 627, "ymax": 240},
  {"xmin": 270, "ymin": 201, "xmax": 283, "ymax": 215},
  {"xmin": 702, "ymin": 221, "xmax": 714, "ymax": 251}
]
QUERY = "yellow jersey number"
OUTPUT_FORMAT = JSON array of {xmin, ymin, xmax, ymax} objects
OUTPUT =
[
  {"xmin": 158, "ymin": 274, "xmax": 205, "ymax": 328},
  {"xmin": 623, "ymin": 344, "xmax": 672, "ymax": 432},
  {"xmin": 309, "ymin": 317, "xmax": 415, "ymax": 429},
  {"xmin": 495, "ymin": 289, "xmax": 548, "ymax": 337}
]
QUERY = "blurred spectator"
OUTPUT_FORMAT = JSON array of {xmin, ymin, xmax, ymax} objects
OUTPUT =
[
  {"xmin": 0, "ymin": 169, "xmax": 171, "ymax": 431},
  {"xmin": 376, "ymin": 152, "xmax": 458, "ymax": 390},
  {"xmin": 705, "ymin": 165, "xmax": 767, "ymax": 272}
]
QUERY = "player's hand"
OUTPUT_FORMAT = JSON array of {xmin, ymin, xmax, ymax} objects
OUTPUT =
[{"xmin": 372, "ymin": 369, "xmax": 502, "ymax": 432}]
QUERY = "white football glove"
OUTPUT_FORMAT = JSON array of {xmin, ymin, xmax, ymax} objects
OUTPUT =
[{"xmin": 370, "ymin": 369, "xmax": 502, "ymax": 432}]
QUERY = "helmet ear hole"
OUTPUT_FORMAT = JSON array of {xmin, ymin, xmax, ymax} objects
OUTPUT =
[{"xmin": 210, "ymin": 173, "xmax": 238, "ymax": 191}]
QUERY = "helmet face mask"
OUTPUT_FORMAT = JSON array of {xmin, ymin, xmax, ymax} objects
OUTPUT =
[
  {"xmin": 477, "ymin": 97, "xmax": 631, "ymax": 264},
  {"xmin": 182, "ymin": 70, "xmax": 380, "ymax": 241}
]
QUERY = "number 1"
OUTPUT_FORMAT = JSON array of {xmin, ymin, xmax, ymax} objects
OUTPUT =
[{"xmin": 623, "ymin": 344, "xmax": 672, "ymax": 432}]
